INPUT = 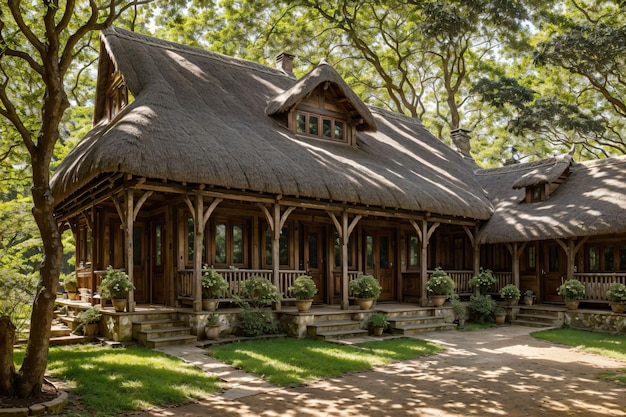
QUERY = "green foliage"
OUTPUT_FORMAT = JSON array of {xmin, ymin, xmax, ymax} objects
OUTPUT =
[
  {"xmin": 0, "ymin": 269, "xmax": 37, "ymax": 334},
  {"xmin": 210, "ymin": 337, "xmax": 443, "ymax": 386},
  {"xmin": 469, "ymin": 294, "xmax": 497, "ymax": 324},
  {"xmin": 288, "ymin": 275, "xmax": 317, "ymax": 300},
  {"xmin": 100, "ymin": 266, "xmax": 135, "ymax": 299},
  {"xmin": 237, "ymin": 276, "xmax": 282, "ymax": 308},
  {"xmin": 606, "ymin": 283, "xmax": 626, "ymax": 303},
  {"xmin": 426, "ymin": 267, "xmax": 455, "ymax": 296},
  {"xmin": 495, "ymin": 305, "xmax": 507, "ymax": 316},
  {"xmin": 557, "ymin": 279, "xmax": 586, "ymax": 301},
  {"xmin": 236, "ymin": 307, "xmax": 279, "ymax": 337},
  {"xmin": 75, "ymin": 306, "xmax": 102, "ymax": 325},
  {"xmin": 469, "ymin": 269, "xmax": 496, "ymax": 294},
  {"xmin": 14, "ymin": 344, "xmax": 221, "ymax": 415},
  {"xmin": 201, "ymin": 266, "xmax": 229, "ymax": 298},
  {"xmin": 367, "ymin": 312, "xmax": 389, "ymax": 329},
  {"xmin": 206, "ymin": 313, "xmax": 219, "ymax": 327},
  {"xmin": 63, "ymin": 272, "xmax": 78, "ymax": 293},
  {"xmin": 531, "ymin": 328, "xmax": 626, "ymax": 364},
  {"xmin": 524, "ymin": 290, "xmax": 535, "ymax": 297},
  {"xmin": 349, "ymin": 273, "xmax": 382, "ymax": 299},
  {"xmin": 450, "ymin": 294, "xmax": 467, "ymax": 320},
  {"xmin": 500, "ymin": 284, "xmax": 521, "ymax": 299}
]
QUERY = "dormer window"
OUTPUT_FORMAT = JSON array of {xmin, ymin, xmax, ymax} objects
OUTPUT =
[
  {"xmin": 106, "ymin": 70, "xmax": 129, "ymax": 120},
  {"xmin": 296, "ymin": 111, "xmax": 345, "ymax": 141},
  {"xmin": 528, "ymin": 185, "xmax": 545, "ymax": 203}
]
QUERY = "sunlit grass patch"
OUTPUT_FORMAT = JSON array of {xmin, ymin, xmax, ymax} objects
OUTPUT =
[
  {"xmin": 209, "ymin": 337, "xmax": 442, "ymax": 386},
  {"xmin": 14, "ymin": 344, "xmax": 220, "ymax": 416}
]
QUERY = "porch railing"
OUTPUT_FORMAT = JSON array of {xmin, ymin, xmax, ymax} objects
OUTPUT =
[
  {"xmin": 176, "ymin": 269, "xmax": 307, "ymax": 300},
  {"xmin": 427, "ymin": 270, "xmax": 513, "ymax": 295},
  {"xmin": 574, "ymin": 272, "xmax": 626, "ymax": 302}
]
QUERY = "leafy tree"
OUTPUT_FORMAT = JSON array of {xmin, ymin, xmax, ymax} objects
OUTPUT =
[{"xmin": 0, "ymin": 0, "xmax": 154, "ymax": 399}]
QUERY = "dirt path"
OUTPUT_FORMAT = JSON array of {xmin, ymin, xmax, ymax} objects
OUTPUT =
[{"xmin": 124, "ymin": 326, "xmax": 626, "ymax": 417}]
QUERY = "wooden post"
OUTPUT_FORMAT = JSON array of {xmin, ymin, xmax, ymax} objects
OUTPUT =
[
  {"xmin": 272, "ymin": 203, "xmax": 281, "ymax": 310},
  {"xmin": 341, "ymin": 211, "xmax": 349, "ymax": 310},
  {"xmin": 555, "ymin": 237, "xmax": 588, "ymax": 281},
  {"xmin": 512, "ymin": 243, "xmax": 520, "ymax": 288},
  {"xmin": 193, "ymin": 193, "xmax": 204, "ymax": 312},
  {"xmin": 125, "ymin": 188, "xmax": 135, "ymax": 312},
  {"xmin": 411, "ymin": 219, "xmax": 439, "ymax": 307}
]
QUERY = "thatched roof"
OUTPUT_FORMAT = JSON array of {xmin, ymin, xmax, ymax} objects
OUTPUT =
[
  {"xmin": 265, "ymin": 61, "xmax": 377, "ymax": 132},
  {"xmin": 476, "ymin": 155, "xmax": 626, "ymax": 243},
  {"xmin": 51, "ymin": 27, "xmax": 493, "ymax": 220},
  {"xmin": 512, "ymin": 150, "xmax": 573, "ymax": 189}
]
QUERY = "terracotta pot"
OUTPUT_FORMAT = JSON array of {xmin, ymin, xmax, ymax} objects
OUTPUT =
[
  {"xmin": 523, "ymin": 296, "xmax": 534, "ymax": 306},
  {"xmin": 202, "ymin": 299, "xmax": 219, "ymax": 311},
  {"xmin": 564, "ymin": 300, "xmax": 580, "ymax": 310},
  {"xmin": 505, "ymin": 298, "xmax": 519, "ymax": 306},
  {"xmin": 610, "ymin": 303, "xmax": 626, "ymax": 314},
  {"xmin": 356, "ymin": 298, "xmax": 374, "ymax": 310},
  {"xmin": 205, "ymin": 325, "xmax": 221, "ymax": 340},
  {"xmin": 371, "ymin": 326, "xmax": 384, "ymax": 336},
  {"xmin": 68, "ymin": 292, "xmax": 80, "ymax": 301},
  {"xmin": 112, "ymin": 298, "xmax": 127, "ymax": 312},
  {"xmin": 495, "ymin": 314, "xmax": 506, "ymax": 324},
  {"xmin": 83, "ymin": 323, "xmax": 98, "ymax": 337},
  {"xmin": 295, "ymin": 299, "xmax": 313, "ymax": 312},
  {"xmin": 430, "ymin": 295, "xmax": 447, "ymax": 307}
]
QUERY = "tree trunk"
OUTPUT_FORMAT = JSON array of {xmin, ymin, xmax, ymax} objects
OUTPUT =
[{"xmin": 0, "ymin": 316, "xmax": 16, "ymax": 395}]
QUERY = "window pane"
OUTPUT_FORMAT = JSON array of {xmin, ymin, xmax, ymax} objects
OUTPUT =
[
  {"xmin": 308, "ymin": 232, "xmax": 318, "ymax": 268},
  {"xmin": 605, "ymin": 246, "xmax": 614, "ymax": 271},
  {"xmin": 621, "ymin": 245, "xmax": 626, "ymax": 271},
  {"xmin": 309, "ymin": 116, "xmax": 319, "ymax": 135},
  {"xmin": 233, "ymin": 224, "xmax": 243, "ymax": 264},
  {"xmin": 409, "ymin": 236, "xmax": 419, "ymax": 267},
  {"xmin": 334, "ymin": 120, "xmax": 344, "ymax": 140},
  {"xmin": 279, "ymin": 226, "xmax": 289, "ymax": 266},
  {"xmin": 215, "ymin": 222, "xmax": 226, "ymax": 264},
  {"xmin": 323, "ymin": 119, "xmax": 332, "ymax": 138},
  {"xmin": 548, "ymin": 245, "xmax": 559, "ymax": 272},
  {"xmin": 296, "ymin": 112, "xmax": 306, "ymax": 133},
  {"xmin": 155, "ymin": 225, "xmax": 162, "ymax": 266},
  {"xmin": 589, "ymin": 246, "xmax": 599, "ymax": 271},
  {"xmin": 527, "ymin": 246, "xmax": 536, "ymax": 269},
  {"xmin": 366, "ymin": 235, "xmax": 374, "ymax": 269},
  {"xmin": 265, "ymin": 227, "xmax": 272, "ymax": 265},
  {"xmin": 187, "ymin": 218, "xmax": 194, "ymax": 262}
]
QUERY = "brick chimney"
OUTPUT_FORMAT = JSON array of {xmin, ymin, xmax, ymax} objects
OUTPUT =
[
  {"xmin": 276, "ymin": 52, "xmax": 295, "ymax": 78},
  {"xmin": 450, "ymin": 127, "xmax": 472, "ymax": 157}
]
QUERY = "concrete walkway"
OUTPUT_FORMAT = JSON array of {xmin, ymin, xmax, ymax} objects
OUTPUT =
[{"xmin": 142, "ymin": 326, "xmax": 626, "ymax": 417}]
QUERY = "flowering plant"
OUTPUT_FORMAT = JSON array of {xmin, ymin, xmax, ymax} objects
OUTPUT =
[
  {"xmin": 606, "ymin": 282, "xmax": 626, "ymax": 303},
  {"xmin": 557, "ymin": 279, "xmax": 585, "ymax": 301},
  {"xmin": 100, "ymin": 266, "xmax": 135, "ymax": 299},
  {"xmin": 469, "ymin": 268, "xmax": 496, "ymax": 294},
  {"xmin": 201, "ymin": 266, "xmax": 229, "ymax": 298},
  {"xmin": 289, "ymin": 275, "xmax": 317, "ymax": 300},
  {"xmin": 426, "ymin": 267, "xmax": 455, "ymax": 295},
  {"xmin": 500, "ymin": 284, "xmax": 521, "ymax": 299},
  {"xmin": 349, "ymin": 274, "xmax": 381, "ymax": 299}
]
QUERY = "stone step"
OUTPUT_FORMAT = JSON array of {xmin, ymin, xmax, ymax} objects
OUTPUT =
[
  {"xmin": 136, "ymin": 326, "xmax": 192, "ymax": 345},
  {"xmin": 50, "ymin": 324, "xmax": 72, "ymax": 338},
  {"xmin": 307, "ymin": 320, "xmax": 362, "ymax": 338},
  {"xmin": 49, "ymin": 334, "xmax": 88, "ymax": 346},
  {"xmin": 515, "ymin": 313, "xmax": 562, "ymax": 326},
  {"xmin": 387, "ymin": 315, "xmax": 443, "ymax": 326},
  {"xmin": 314, "ymin": 328, "xmax": 369, "ymax": 341},
  {"xmin": 144, "ymin": 334, "xmax": 198, "ymax": 349},
  {"xmin": 518, "ymin": 308, "xmax": 562, "ymax": 318},
  {"xmin": 510, "ymin": 319, "xmax": 554, "ymax": 328},
  {"xmin": 391, "ymin": 322, "xmax": 457, "ymax": 335}
]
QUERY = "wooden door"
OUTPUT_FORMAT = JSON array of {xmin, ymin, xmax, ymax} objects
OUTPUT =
[
  {"xmin": 542, "ymin": 242, "xmax": 567, "ymax": 303},
  {"xmin": 303, "ymin": 225, "xmax": 325, "ymax": 303},
  {"xmin": 151, "ymin": 215, "xmax": 166, "ymax": 304},
  {"xmin": 132, "ymin": 223, "xmax": 148, "ymax": 303},
  {"xmin": 364, "ymin": 229, "xmax": 396, "ymax": 301}
]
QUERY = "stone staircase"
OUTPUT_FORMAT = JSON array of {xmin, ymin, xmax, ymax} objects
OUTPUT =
[
  {"xmin": 307, "ymin": 310, "xmax": 369, "ymax": 341},
  {"xmin": 384, "ymin": 306, "xmax": 457, "ymax": 335},
  {"xmin": 133, "ymin": 313, "xmax": 196, "ymax": 348},
  {"xmin": 511, "ymin": 306, "xmax": 564, "ymax": 328},
  {"xmin": 52, "ymin": 312, "xmax": 89, "ymax": 345}
]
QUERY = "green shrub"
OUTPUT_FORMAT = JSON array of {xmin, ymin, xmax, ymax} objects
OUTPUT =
[
  {"xmin": 450, "ymin": 294, "xmax": 467, "ymax": 320},
  {"xmin": 367, "ymin": 312, "xmax": 389, "ymax": 329},
  {"xmin": 606, "ymin": 283, "xmax": 626, "ymax": 303},
  {"xmin": 75, "ymin": 306, "xmax": 101, "ymax": 325},
  {"xmin": 426, "ymin": 267, "xmax": 455, "ymax": 296},
  {"xmin": 201, "ymin": 266, "xmax": 229, "ymax": 298},
  {"xmin": 237, "ymin": 307, "xmax": 279, "ymax": 337},
  {"xmin": 557, "ymin": 279, "xmax": 585, "ymax": 301},
  {"xmin": 349, "ymin": 274, "xmax": 382, "ymax": 299},
  {"xmin": 63, "ymin": 273, "xmax": 78, "ymax": 293},
  {"xmin": 238, "ymin": 276, "xmax": 282, "ymax": 309},
  {"xmin": 469, "ymin": 269, "xmax": 496, "ymax": 294},
  {"xmin": 500, "ymin": 284, "xmax": 521, "ymax": 299},
  {"xmin": 289, "ymin": 275, "xmax": 317, "ymax": 300},
  {"xmin": 100, "ymin": 266, "xmax": 134, "ymax": 299},
  {"xmin": 469, "ymin": 294, "xmax": 496, "ymax": 324}
]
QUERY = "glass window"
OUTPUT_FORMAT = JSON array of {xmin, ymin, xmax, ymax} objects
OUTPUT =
[
  {"xmin": 296, "ymin": 112, "xmax": 306, "ymax": 133},
  {"xmin": 532, "ymin": 186, "xmax": 541, "ymax": 201},
  {"xmin": 589, "ymin": 246, "xmax": 599, "ymax": 271},
  {"xmin": 155, "ymin": 225, "xmax": 162, "ymax": 266},
  {"xmin": 605, "ymin": 246, "xmax": 615, "ymax": 271},
  {"xmin": 187, "ymin": 218, "xmax": 194, "ymax": 262},
  {"xmin": 334, "ymin": 121, "xmax": 344, "ymax": 140},
  {"xmin": 527, "ymin": 246, "xmax": 536, "ymax": 269},
  {"xmin": 265, "ymin": 226, "xmax": 289, "ymax": 266},
  {"xmin": 379, "ymin": 236, "xmax": 389, "ymax": 269},
  {"xmin": 133, "ymin": 227, "xmax": 142, "ymax": 266},
  {"xmin": 215, "ymin": 222, "xmax": 226, "ymax": 264},
  {"xmin": 620, "ymin": 245, "xmax": 626, "ymax": 271},
  {"xmin": 309, "ymin": 116, "xmax": 319, "ymax": 135},
  {"xmin": 233, "ymin": 224, "xmax": 243, "ymax": 264},
  {"xmin": 323, "ymin": 119, "xmax": 332, "ymax": 138},
  {"xmin": 409, "ymin": 236, "xmax": 419, "ymax": 267},
  {"xmin": 548, "ymin": 245, "xmax": 559, "ymax": 272},
  {"xmin": 366, "ymin": 235, "xmax": 374, "ymax": 269}
]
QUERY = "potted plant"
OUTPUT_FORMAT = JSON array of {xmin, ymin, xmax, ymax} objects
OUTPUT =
[
  {"xmin": 469, "ymin": 294, "xmax": 496, "ymax": 324},
  {"xmin": 469, "ymin": 268, "xmax": 496, "ymax": 295},
  {"xmin": 523, "ymin": 290, "xmax": 535, "ymax": 306},
  {"xmin": 450, "ymin": 294, "xmax": 467, "ymax": 328},
  {"xmin": 606, "ymin": 282, "xmax": 626, "ymax": 313},
  {"xmin": 557, "ymin": 279, "xmax": 585, "ymax": 310},
  {"xmin": 500, "ymin": 284, "xmax": 521, "ymax": 306},
  {"xmin": 204, "ymin": 313, "xmax": 221, "ymax": 339},
  {"xmin": 100, "ymin": 266, "xmax": 135, "ymax": 312},
  {"xmin": 75, "ymin": 306, "xmax": 101, "ymax": 337},
  {"xmin": 367, "ymin": 312, "xmax": 389, "ymax": 336},
  {"xmin": 494, "ymin": 305, "xmax": 507, "ymax": 324},
  {"xmin": 201, "ymin": 266, "xmax": 229, "ymax": 311},
  {"xmin": 289, "ymin": 275, "xmax": 317, "ymax": 312},
  {"xmin": 426, "ymin": 267, "xmax": 455, "ymax": 306},
  {"xmin": 349, "ymin": 274, "xmax": 381, "ymax": 310},
  {"xmin": 63, "ymin": 273, "xmax": 79, "ymax": 300}
]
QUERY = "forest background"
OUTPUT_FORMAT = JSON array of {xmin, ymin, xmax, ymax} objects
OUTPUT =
[{"xmin": 0, "ymin": 0, "xmax": 624, "ymax": 398}]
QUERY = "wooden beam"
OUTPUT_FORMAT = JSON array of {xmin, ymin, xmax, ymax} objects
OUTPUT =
[
  {"xmin": 133, "ymin": 191, "xmax": 154, "ymax": 221},
  {"xmin": 202, "ymin": 198, "xmax": 223, "ymax": 227},
  {"xmin": 125, "ymin": 188, "xmax": 135, "ymax": 312}
]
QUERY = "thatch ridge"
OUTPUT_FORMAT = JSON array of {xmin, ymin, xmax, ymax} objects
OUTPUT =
[{"xmin": 51, "ymin": 27, "xmax": 494, "ymax": 220}]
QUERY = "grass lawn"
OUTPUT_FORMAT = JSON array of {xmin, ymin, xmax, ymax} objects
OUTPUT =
[
  {"xmin": 14, "ymin": 344, "xmax": 221, "ymax": 416},
  {"xmin": 531, "ymin": 328, "xmax": 626, "ymax": 385},
  {"xmin": 209, "ymin": 337, "xmax": 443, "ymax": 386}
]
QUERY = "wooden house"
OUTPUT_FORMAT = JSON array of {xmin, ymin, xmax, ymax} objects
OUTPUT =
[{"xmin": 52, "ymin": 27, "xmax": 626, "ymax": 320}]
